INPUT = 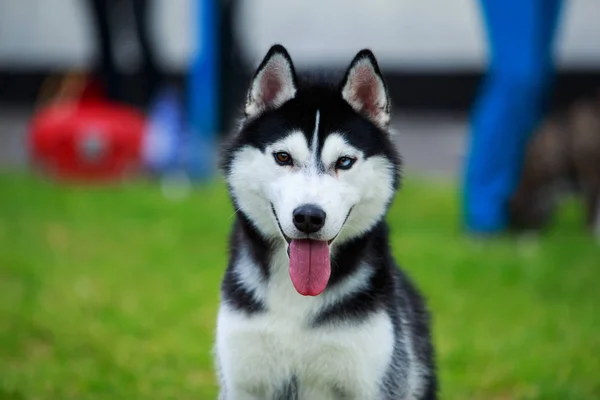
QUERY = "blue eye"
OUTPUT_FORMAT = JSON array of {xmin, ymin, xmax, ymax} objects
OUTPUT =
[{"xmin": 335, "ymin": 156, "xmax": 356, "ymax": 170}]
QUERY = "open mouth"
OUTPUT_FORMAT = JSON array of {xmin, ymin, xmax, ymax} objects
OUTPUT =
[
  {"xmin": 270, "ymin": 204, "xmax": 352, "ymax": 251},
  {"xmin": 270, "ymin": 204, "xmax": 353, "ymax": 297}
]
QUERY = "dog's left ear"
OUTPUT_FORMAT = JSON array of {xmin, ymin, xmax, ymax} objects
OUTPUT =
[
  {"xmin": 340, "ymin": 50, "xmax": 391, "ymax": 129},
  {"xmin": 245, "ymin": 44, "xmax": 298, "ymax": 119}
]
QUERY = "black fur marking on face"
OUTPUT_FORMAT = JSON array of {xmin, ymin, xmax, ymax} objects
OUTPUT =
[{"xmin": 220, "ymin": 79, "xmax": 402, "ymax": 191}]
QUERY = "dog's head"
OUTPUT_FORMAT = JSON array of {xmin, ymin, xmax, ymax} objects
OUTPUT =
[{"xmin": 221, "ymin": 45, "xmax": 400, "ymax": 295}]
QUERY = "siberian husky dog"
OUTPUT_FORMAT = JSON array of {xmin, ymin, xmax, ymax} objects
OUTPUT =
[{"xmin": 216, "ymin": 44, "xmax": 437, "ymax": 400}]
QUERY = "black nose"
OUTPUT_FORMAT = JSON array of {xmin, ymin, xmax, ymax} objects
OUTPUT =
[{"xmin": 293, "ymin": 204, "xmax": 326, "ymax": 234}]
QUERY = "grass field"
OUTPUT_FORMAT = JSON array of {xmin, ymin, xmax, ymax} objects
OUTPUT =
[{"xmin": 1, "ymin": 173, "xmax": 599, "ymax": 399}]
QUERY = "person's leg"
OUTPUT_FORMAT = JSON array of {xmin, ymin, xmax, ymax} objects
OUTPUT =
[
  {"xmin": 131, "ymin": 0, "xmax": 162, "ymax": 105},
  {"xmin": 463, "ymin": 0, "xmax": 564, "ymax": 234},
  {"xmin": 86, "ymin": 0, "xmax": 123, "ymax": 101}
]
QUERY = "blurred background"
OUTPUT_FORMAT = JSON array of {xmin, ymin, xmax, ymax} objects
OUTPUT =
[
  {"xmin": 1, "ymin": 0, "xmax": 600, "ymax": 176},
  {"xmin": 1, "ymin": 0, "xmax": 600, "ymax": 399}
]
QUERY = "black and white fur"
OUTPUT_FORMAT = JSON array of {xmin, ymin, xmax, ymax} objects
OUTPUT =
[{"xmin": 216, "ymin": 44, "xmax": 437, "ymax": 399}]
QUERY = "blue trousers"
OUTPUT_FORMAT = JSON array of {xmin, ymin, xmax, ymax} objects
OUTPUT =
[{"xmin": 463, "ymin": 0, "xmax": 564, "ymax": 233}]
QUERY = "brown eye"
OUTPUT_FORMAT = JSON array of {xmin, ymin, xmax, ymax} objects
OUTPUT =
[{"xmin": 274, "ymin": 151, "xmax": 293, "ymax": 166}]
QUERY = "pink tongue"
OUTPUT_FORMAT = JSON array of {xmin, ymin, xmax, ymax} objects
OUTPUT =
[{"xmin": 289, "ymin": 239, "xmax": 331, "ymax": 296}]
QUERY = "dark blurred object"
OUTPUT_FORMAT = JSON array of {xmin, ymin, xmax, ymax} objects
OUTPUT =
[
  {"xmin": 29, "ymin": 74, "xmax": 146, "ymax": 182},
  {"xmin": 86, "ymin": 0, "xmax": 162, "ymax": 108},
  {"xmin": 218, "ymin": 0, "xmax": 249, "ymax": 134},
  {"xmin": 509, "ymin": 90, "xmax": 600, "ymax": 235}
]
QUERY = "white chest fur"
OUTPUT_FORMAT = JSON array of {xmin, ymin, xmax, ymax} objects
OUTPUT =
[{"xmin": 215, "ymin": 249, "xmax": 395, "ymax": 399}]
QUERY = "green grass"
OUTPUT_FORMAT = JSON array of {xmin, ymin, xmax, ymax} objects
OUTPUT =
[{"xmin": 0, "ymin": 173, "xmax": 599, "ymax": 399}]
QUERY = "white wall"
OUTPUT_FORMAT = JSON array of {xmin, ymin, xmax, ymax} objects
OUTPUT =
[
  {"xmin": 0, "ymin": 0, "xmax": 599, "ymax": 72},
  {"xmin": 0, "ymin": 0, "xmax": 192, "ymax": 70}
]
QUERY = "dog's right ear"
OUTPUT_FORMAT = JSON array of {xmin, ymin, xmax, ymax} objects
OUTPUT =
[{"xmin": 244, "ymin": 44, "xmax": 298, "ymax": 119}]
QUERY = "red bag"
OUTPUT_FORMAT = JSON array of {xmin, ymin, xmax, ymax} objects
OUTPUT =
[{"xmin": 29, "ymin": 74, "xmax": 146, "ymax": 182}]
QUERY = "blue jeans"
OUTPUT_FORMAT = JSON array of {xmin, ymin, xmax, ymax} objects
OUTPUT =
[{"xmin": 463, "ymin": 0, "xmax": 564, "ymax": 233}]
